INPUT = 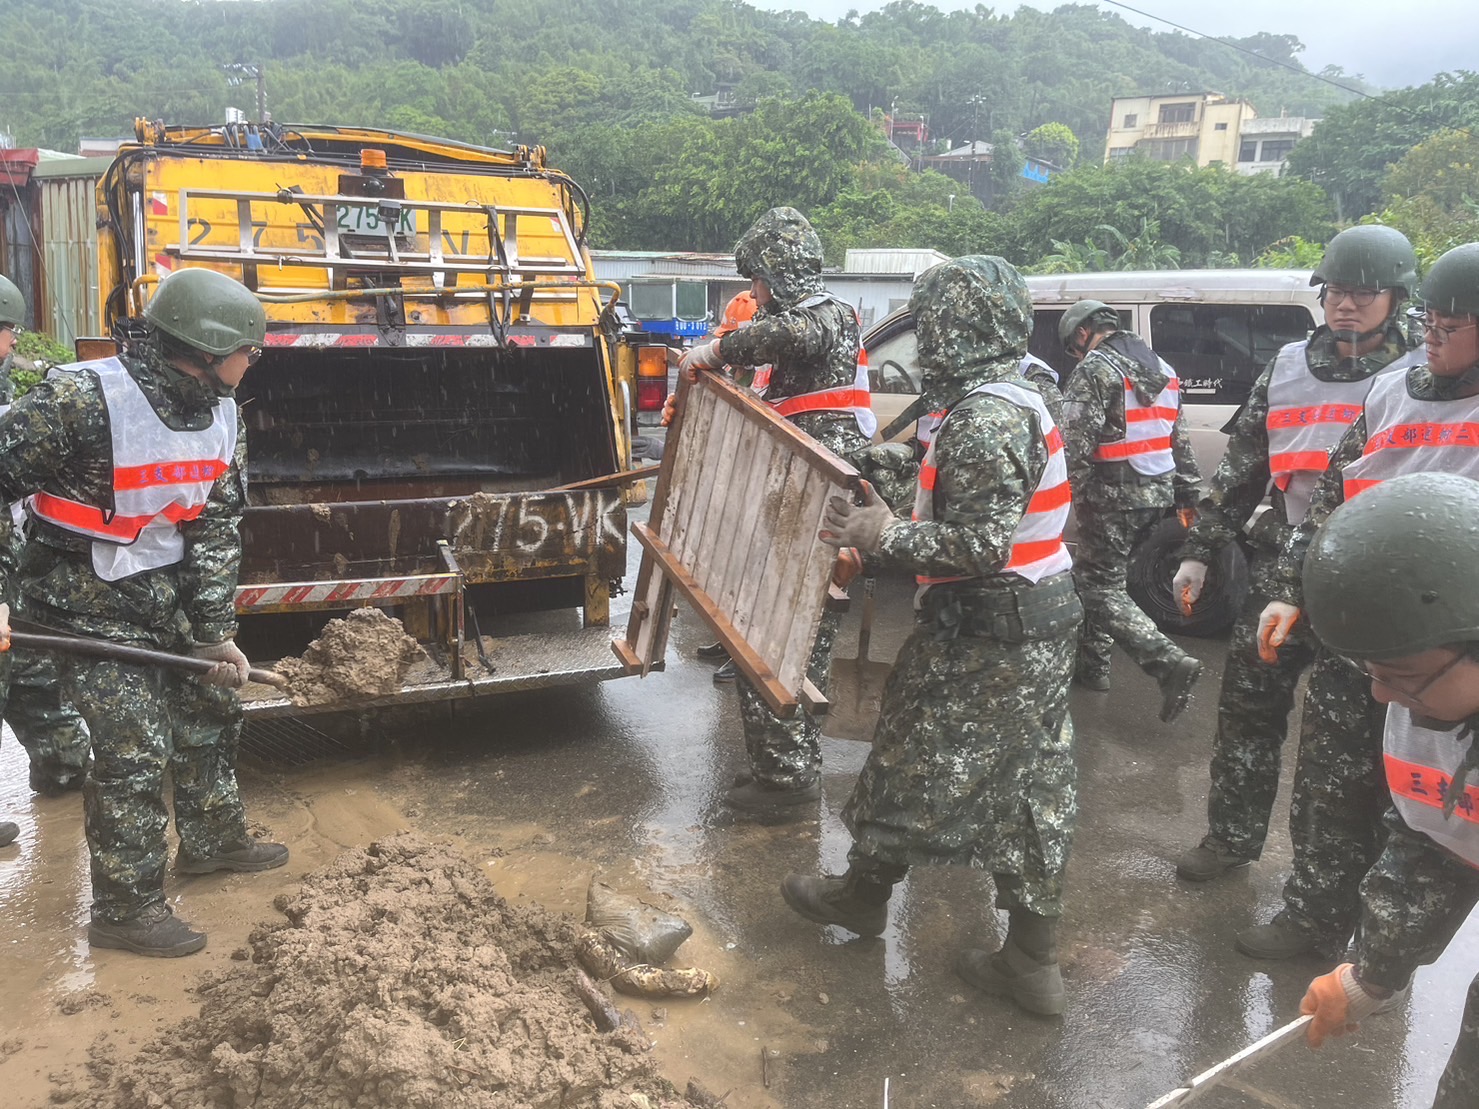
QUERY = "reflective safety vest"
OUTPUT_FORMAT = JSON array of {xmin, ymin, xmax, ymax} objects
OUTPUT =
[
  {"xmin": 1092, "ymin": 367, "xmax": 1180, "ymax": 476},
  {"xmin": 1384, "ymin": 705, "xmax": 1479, "ymax": 868},
  {"xmin": 1264, "ymin": 342, "xmax": 1420, "ymax": 525},
  {"xmin": 1340, "ymin": 369, "xmax": 1479, "ymax": 500},
  {"xmin": 27, "ymin": 358, "xmax": 237, "ymax": 582},
  {"xmin": 913, "ymin": 380, "xmax": 1072, "ymax": 586},
  {"xmin": 766, "ymin": 294, "xmax": 876, "ymax": 439}
]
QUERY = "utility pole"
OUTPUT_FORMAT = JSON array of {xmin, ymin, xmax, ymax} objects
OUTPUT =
[{"xmin": 224, "ymin": 63, "xmax": 266, "ymax": 124}]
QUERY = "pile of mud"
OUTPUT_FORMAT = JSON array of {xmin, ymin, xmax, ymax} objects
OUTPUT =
[
  {"xmin": 80, "ymin": 835, "xmax": 697, "ymax": 1109},
  {"xmin": 275, "ymin": 607, "xmax": 425, "ymax": 706}
]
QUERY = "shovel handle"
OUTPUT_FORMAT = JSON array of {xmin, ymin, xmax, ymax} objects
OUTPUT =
[{"xmin": 9, "ymin": 631, "xmax": 290, "ymax": 690}]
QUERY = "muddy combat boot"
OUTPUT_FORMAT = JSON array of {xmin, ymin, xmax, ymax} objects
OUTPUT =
[
  {"xmin": 1174, "ymin": 836, "xmax": 1253, "ymax": 882},
  {"xmin": 725, "ymin": 777, "xmax": 819, "ymax": 812},
  {"xmin": 696, "ymin": 642, "xmax": 729, "ymax": 661},
  {"xmin": 780, "ymin": 867, "xmax": 898, "ymax": 937},
  {"xmin": 0, "ymin": 821, "xmax": 18, "ymax": 848},
  {"xmin": 955, "ymin": 909, "xmax": 1065, "ymax": 1017},
  {"xmin": 1158, "ymin": 655, "xmax": 1203, "ymax": 723},
  {"xmin": 1235, "ymin": 910, "xmax": 1321, "ymax": 960},
  {"xmin": 30, "ymin": 764, "xmax": 86, "ymax": 797},
  {"xmin": 177, "ymin": 838, "xmax": 289, "ymax": 874},
  {"xmin": 1073, "ymin": 664, "xmax": 1110, "ymax": 692},
  {"xmin": 711, "ymin": 658, "xmax": 738, "ymax": 684},
  {"xmin": 89, "ymin": 903, "xmax": 206, "ymax": 957}
]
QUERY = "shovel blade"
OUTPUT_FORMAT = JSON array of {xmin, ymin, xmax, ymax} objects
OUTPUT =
[{"xmin": 823, "ymin": 657, "xmax": 893, "ymax": 741}]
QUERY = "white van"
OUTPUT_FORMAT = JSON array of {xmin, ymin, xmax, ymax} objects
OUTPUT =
[{"xmin": 865, "ymin": 269, "xmax": 1326, "ymax": 636}]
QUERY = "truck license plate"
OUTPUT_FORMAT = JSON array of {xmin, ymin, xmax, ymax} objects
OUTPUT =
[{"xmin": 336, "ymin": 204, "xmax": 417, "ymax": 236}]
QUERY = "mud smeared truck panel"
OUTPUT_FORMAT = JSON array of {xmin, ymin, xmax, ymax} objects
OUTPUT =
[{"xmin": 94, "ymin": 121, "xmax": 643, "ymax": 713}]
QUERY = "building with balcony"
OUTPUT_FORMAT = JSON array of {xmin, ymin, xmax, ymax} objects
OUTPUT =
[
  {"xmin": 1235, "ymin": 113, "xmax": 1319, "ymax": 175},
  {"xmin": 1104, "ymin": 93, "xmax": 1256, "ymax": 168}
]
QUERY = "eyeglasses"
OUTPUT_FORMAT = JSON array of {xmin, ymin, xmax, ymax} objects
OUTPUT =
[
  {"xmin": 1340, "ymin": 649, "xmax": 1468, "ymax": 706},
  {"xmin": 1417, "ymin": 313, "xmax": 1477, "ymax": 341},
  {"xmin": 1321, "ymin": 286, "xmax": 1382, "ymax": 308},
  {"xmin": 242, "ymin": 346, "xmax": 264, "ymax": 365},
  {"xmin": 0, "ymin": 323, "xmax": 23, "ymax": 337}
]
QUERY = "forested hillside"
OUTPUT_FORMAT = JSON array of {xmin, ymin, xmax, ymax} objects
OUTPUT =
[{"xmin": 2, "ymin": 0, "xmax": 1475, "ymax": 269}]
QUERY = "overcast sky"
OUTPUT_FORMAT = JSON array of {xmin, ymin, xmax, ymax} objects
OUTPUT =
[{"xmin": 766, "ymin": 0, "xmax": 1476, "ymax": 91}]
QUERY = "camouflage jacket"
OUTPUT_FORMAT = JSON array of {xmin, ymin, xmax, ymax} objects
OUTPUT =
[
  {"xmin": 1061, "ymin": 332, "xmax": 1200, "ymax": 510},
  {"xmin": 0, "ymin": 347, "xmax": 247, "ymax": 647},
  {"xmin": 875, "ymin": 391, "xmax": 1047, "ymax": 582},
  {"xmin": 1182, "ymin": 325, "xmax": 1411, "ymax": 568},
  {"xmin": 1265, "ymin": 362, "xmax": 1476, "ymax": 607},
  {"xmin": 720, "ymin": 206, "xmax": 870, "ymax": 463}
]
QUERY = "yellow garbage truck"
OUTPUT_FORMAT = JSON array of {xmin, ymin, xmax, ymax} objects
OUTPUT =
[{"xmin": 92, "ymin": 119, "xmax": 660, "ymax": 715}]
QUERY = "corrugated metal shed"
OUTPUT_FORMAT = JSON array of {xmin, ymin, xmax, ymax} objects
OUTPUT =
[
  {"xmin": 591, "ymin": 251, "xmax": 738, "ymax": 281},
  {"xmin": 33, "ymin": 158, "xmax": 109, "ymax": 343},
  {"xmin": 843, "ymin": 248, "xmax": 949, "ymax": 276}
]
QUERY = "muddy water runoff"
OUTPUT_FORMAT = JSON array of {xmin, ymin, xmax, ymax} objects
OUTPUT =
[{"xmin": 1, "ymin": 496, "xmax": 1476, "ymax": 1107}]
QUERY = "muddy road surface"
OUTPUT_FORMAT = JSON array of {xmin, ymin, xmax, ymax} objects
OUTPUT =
[{"xmin": 1, "ymin": 504, "xmax": 1475, "ymax": 1107}]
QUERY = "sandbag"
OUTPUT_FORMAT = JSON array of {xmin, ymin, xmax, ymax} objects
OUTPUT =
[{"xmin": 585, "ymin": 878, "xmax": 693, "ymax": 965}]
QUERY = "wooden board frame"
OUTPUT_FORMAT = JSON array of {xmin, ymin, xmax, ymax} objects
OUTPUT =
[{"xmin": 614, "ymin": 370, "xmax": 860, "ymax": 716}]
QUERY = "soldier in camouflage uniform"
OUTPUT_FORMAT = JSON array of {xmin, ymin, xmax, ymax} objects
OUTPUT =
[
  {"xmin": 1060, "ymin": 301, "xmax": 1203, "ymax": 722},
  {"xmin": 1295, "ymin": 472, "xmax": 1479, "ymax": 1108},
  {"xmin": 0, "ymin": 277, "xmax": 93, "ymax": 799},
  {"xmin": 1239, "ymin": 242, "xmax": 1479, "ymax": 960},
  {"xmin": 0, "ymin": 268, "xmax": 287, "ymax": 957},
  {"xmin": 1172, "ymin": 227, "xmax": 1421, "ymax": 883},
  {"xmin": 679, "ymin": 207, "xmax": 874, "ymax": 814},
  {"xmin": 779, "ymin": 256, "xmax": 1084, "ymax": 1018}
]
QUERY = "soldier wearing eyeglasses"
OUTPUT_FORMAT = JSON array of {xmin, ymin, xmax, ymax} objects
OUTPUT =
[
  {"xmin": 1170, "ymin": 227, "xmax": 1423, "ymax": 905},
  {"xmin": 0, "ymin": 267, "xmax": 285, "ymax": 958},
  {"xmin": 1295, "ymin": 471, "xmax": 1479, "ymax": 1109},
  {"xmin": 1238, "ymin": 240, "xmax": 1479, "ymax": 963}
]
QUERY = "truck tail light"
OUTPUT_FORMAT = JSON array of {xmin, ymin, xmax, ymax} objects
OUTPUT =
[{"xmin": 636, "ymin": 346, "xmax": 669, "ymax": 411}]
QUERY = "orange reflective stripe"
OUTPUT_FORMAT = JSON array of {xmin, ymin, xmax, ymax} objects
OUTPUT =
[
  {"xmin": 1026, "ymin": 480, "xmax": 1071, "ymax": 514},
  {"xmin": 1006, "ymin": 538, "xmax": 1068, "ymax": 569},
  {"xmin": 1125, "ymin": 406, "xmax": 1178, "ymax": 423},
  {"xmin": 1268, "ymin": 450, "xmax": 1331, "ymax": 475},
  {"xmin": 1343, "ymin": 477, "xmax": 1383, "ymax": 499},
  {"xmin": 1266, "ymin": 403, "xmax": 1363, "ymax": 430},
  {"xmin": 1364, "ymin": 421, "xmax": 1479, "ymax": 453},
  {"xmin": 1045, "ymin": 427, "xmax": 1064, "ymax": 452},
  {"xmin": 1094, "ymin": 437, "xmax": 1172, "ymax": 460},
  {"xmin": 771, "ymin": 388, "xmax": 872, "ymax": 418},
  {"xmin": 31, "ymin": 491, "xmax": 207, "ymax": 540},
  {"xmin": 919, "ymin": 462, "xmax": 938, "ymax": 491},
  {"xmin": 1386, "ymin": 753, "xmax": 1479, "ymax": 823},
  {"xmin": 113, "ymin": 459, "xmax": 229, "ymax": 491}
]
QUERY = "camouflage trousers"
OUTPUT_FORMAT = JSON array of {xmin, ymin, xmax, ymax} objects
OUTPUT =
[
  {"xmin": 1203, "ymin": 589, "xmax": 1317, "ymax": 858},
  {"xmin": 5, "ymin": 648, "xmax": 91, "ymax": 790},
  {"xmin": 1073, "ymin": 505, "xmax": 1184, "ymax": 681},
  {"xmin": 59, "ymin": 655, "xmax": 249, "ymax": 925},
  {"xmin": 842, "ymin": 625, "xmax": 1078, "ymax": 916},
  {"xmin": 1356, "ymin": 811, "xmax": 1479, "ymax": 1107},
  {"xmin": 736, "ymin": 609, "xmax": 840, "ymax": 789},
  {"xmin": 1279, "ymin": 649, "xmax": 1389, "ymax": 952}
]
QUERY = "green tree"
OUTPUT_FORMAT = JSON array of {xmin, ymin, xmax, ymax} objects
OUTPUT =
[
  {"xmin": 1375, "ymin": 129, "xmax": 1479, "ymax": 268},
  {"xmin": 1023, "ymin": 122, "xmax": 1078, "ymax": 169}
]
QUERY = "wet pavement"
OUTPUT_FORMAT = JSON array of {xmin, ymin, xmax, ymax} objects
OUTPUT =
[{"xmin": 1, "ymin": 495, "xmax": 1476, "ymax": 1107}]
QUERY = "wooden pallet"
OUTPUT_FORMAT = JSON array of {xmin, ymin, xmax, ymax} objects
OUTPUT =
[{"xmin": 614, "ymin": 371, "xmax": 860, "ymax": 716}]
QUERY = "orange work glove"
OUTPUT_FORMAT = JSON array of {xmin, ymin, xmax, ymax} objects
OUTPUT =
[
  {"xmin": 660, "ymin": 392, "xmax": 678, "ymax": 427},
  {"xmin": 1177, "ymin": 507, "xmax": 1197, "ymax": 530},
  {"xmin": 1301, "ymin": 963, "xmax": 1385, "ymax": 1048},
  {"xmin": 831, "ymin": 548, "xmax": 863, "ymax": 589},
  {"xmin": 1256, "ymin": 601, "xmax": 1300, "ymax": 664}
]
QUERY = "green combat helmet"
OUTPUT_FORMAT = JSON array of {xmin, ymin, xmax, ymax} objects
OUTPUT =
[
  {"xmin": 144, "ymin": 268, "xmax": 265, "ymax": 356},
  {"xmin": 1058, "ymin": 299, "xmax": 1117, "ymax": 350},
  {"xmin": 1303, "ymin": 472, "xmax": 1479, "ymax": 660},
  {"xmin": 1419, "ymin": 242, "xmax": 1479, "ymax": 319},
  {"xmin": 0, "ymin": 273, "xmax": 24, "ymax": 328},
  {"xmin": 1310, "ymin": 225, "xmax": 1419, "ymax": 299}
]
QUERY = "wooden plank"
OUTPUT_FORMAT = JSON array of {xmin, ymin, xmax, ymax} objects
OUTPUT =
[
  {"xmin": 727, "ymin": 432, "xmax": 788, "ymax": 645},
  {"xmin": 713, "ymin": 418, "xmax": 770, "ymax": 618},
  {"xmin": 799, "ymin": 680, "xmax": 830, "ymax": 714},
  {"xmin": 751, "ymin": 454, "xmax": 813, "ymax": 683},
  {"xmin": 691, "ymin": 398, "xmax": 749, "ymax": 596},
  {"xmin": 669, "ymin": 390, "xmax": 732, "ymax": 564},
  {"xmin": 611, "ymin": 638, "xmax": 643, "ymax": 672},
  {"xmin": 703, "ymin": 373, "xmax": 860, "ymax": 489},
  {"xmin": 767, "ymin": 470, "xmax": 839, "ymax": 691},
  {"xmin": 662, "ymin": 377, "xmax": 718, "ymax": 554},
  {"xmin": 631, "ymin": 521, "xmax": 797, "ymax": 717}
]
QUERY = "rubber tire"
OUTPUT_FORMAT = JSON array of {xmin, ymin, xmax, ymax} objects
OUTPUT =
[{"xmin": 1127, "ymin": 515, "xmax": 1248, "ymax": 638}]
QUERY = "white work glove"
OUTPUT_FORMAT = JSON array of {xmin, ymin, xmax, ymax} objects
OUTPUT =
[
  {"xmin": 0, "ymin": 601, "xmax": 9, "ymax": 652},
  {"xmin": 1256, "ymin": 601, "xmax": 1301, "ymax": 664},
  {"xmin": 677, "ymin": 339, "xmax": 723, "ymax": 374},
  {"xmin": 194, "ymin": 638, "xmax": 250, "ymax": 689},
  {"xmin": 1173, "ymin": 559, "xmax": 1208, "ymax": 615},
  {"xmin": 819, "ymin": 480, "xmax": 893, "ymax": 554}
]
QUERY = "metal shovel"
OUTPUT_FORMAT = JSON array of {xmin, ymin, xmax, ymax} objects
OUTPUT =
[
  {"xmin": 824, "ymin": 576, "xmax": 893, "ymax": 742},
  {"xmin": 9, "ymin": 630, "xmax": 289, "ymax": 690}
]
